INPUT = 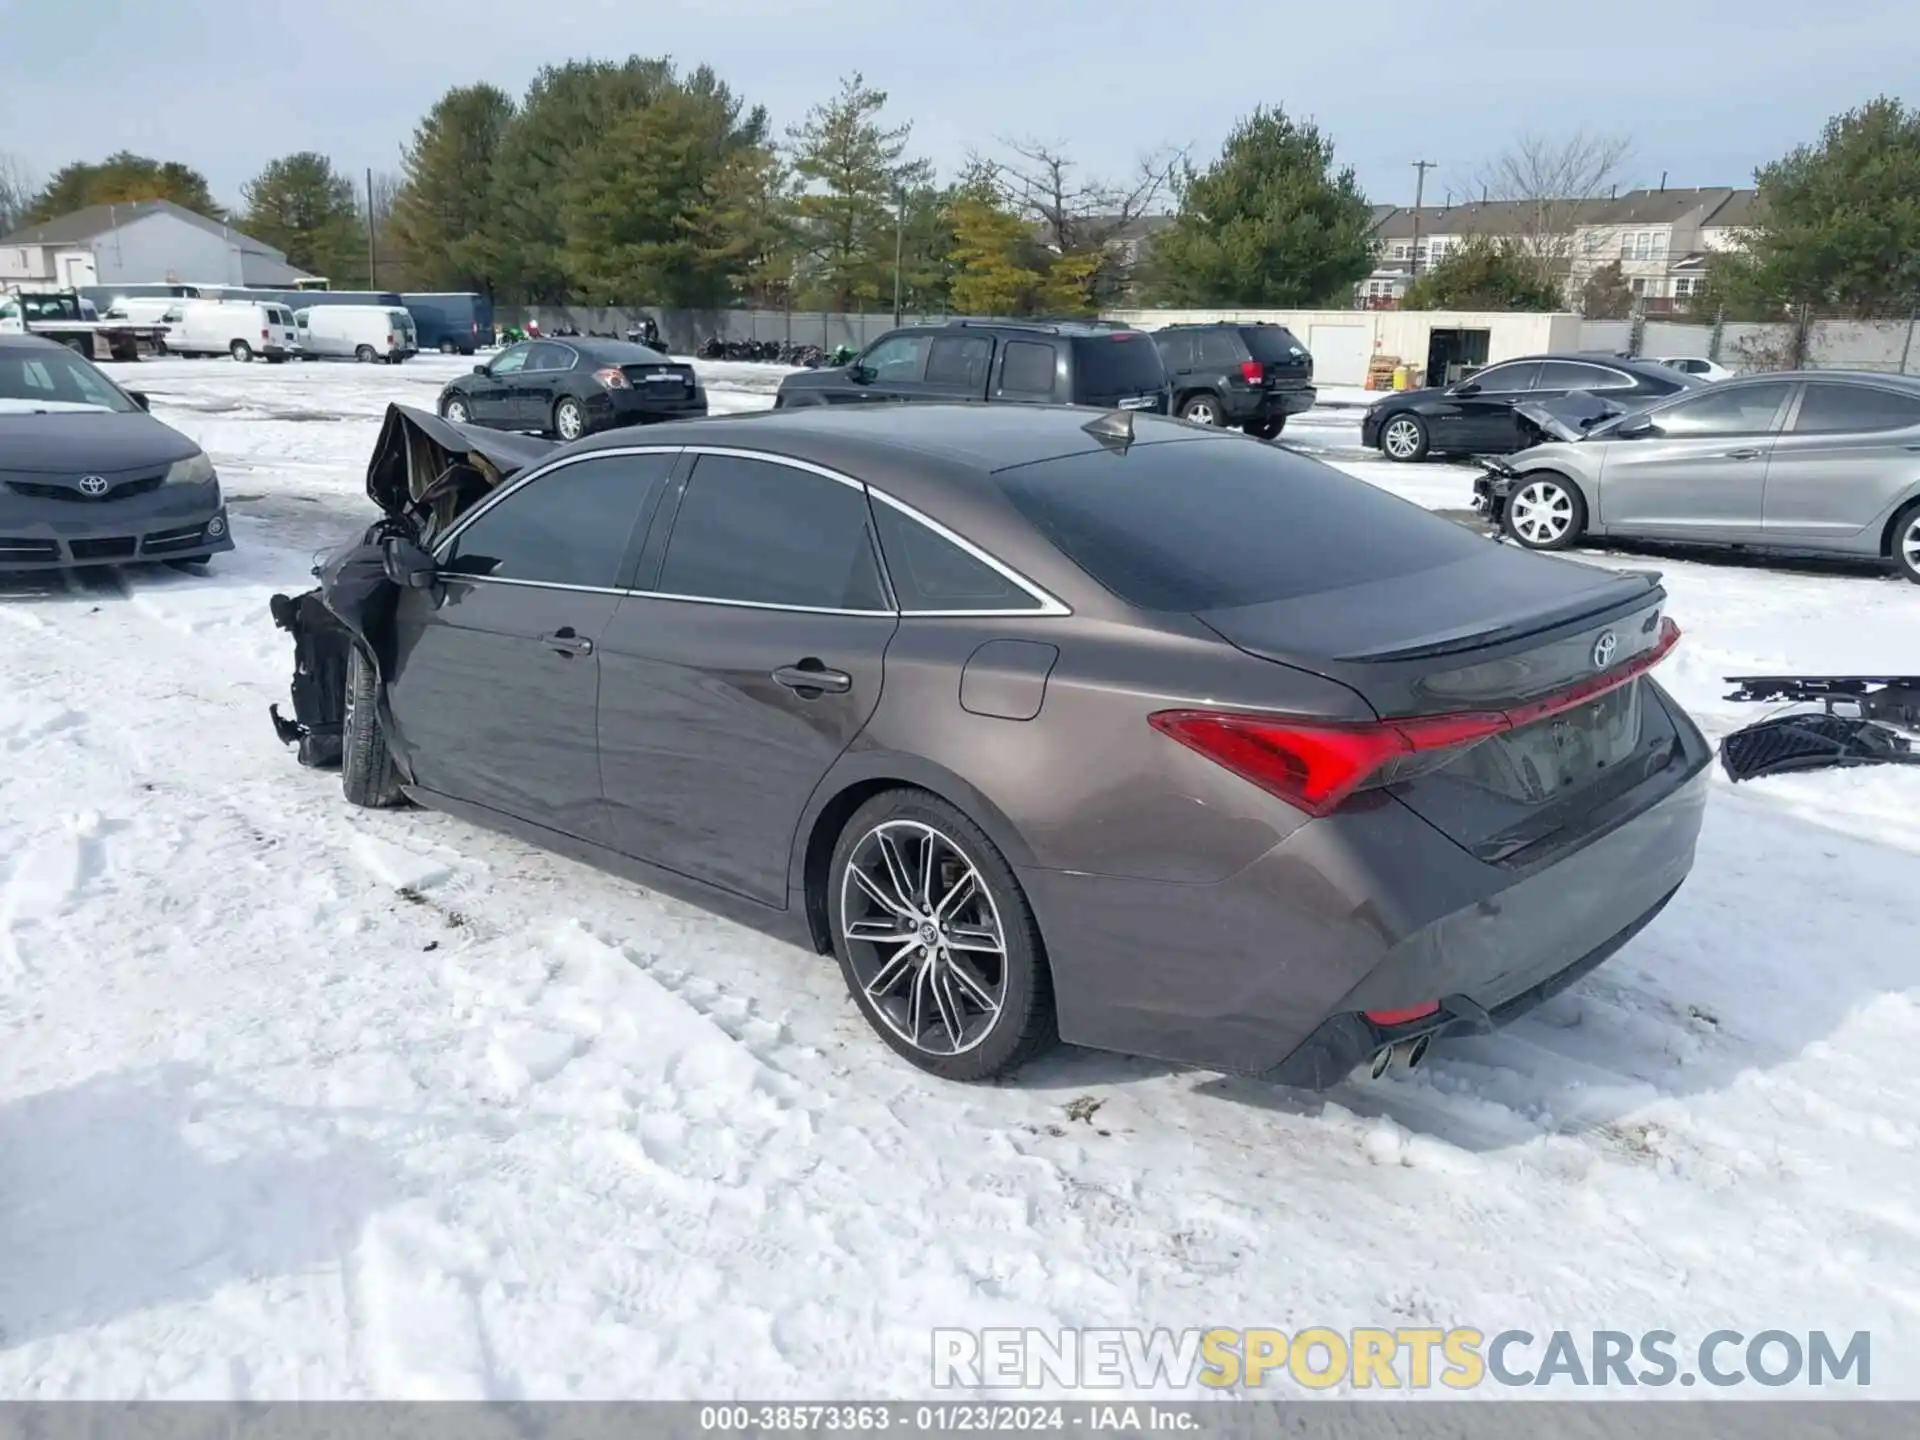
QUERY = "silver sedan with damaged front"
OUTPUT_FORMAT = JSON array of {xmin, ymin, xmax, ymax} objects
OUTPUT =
[
  {"xmin": 1477, "ymin": 371, "xmax": 1920, "ymax": 583},
  {"xmin": 0, "ymin": 334, "xmax": 233, "ymax": 572}
]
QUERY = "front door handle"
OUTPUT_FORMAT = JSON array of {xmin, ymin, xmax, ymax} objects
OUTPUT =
[
  {"xmin": 773, "ymin": 661, "xmax": 851, "ymax": 695},
  {"xmin": 541, "ymin": 628, "xmax": 593, "ymax": 657},
  {"xmin": 1721, "ymin": 448, "xmax": 1764, "ymax": 460}
]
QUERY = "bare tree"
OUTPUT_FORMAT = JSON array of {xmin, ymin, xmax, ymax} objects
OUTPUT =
[
  {"xmin": 977, "ymin": 138, "xmax": 1182, "ymax": 303},
  {"xmin": 0, "ymin": 152, "xmax": 39, "ymax": 235},
  {"xmin": 1470, "ymin": 130, "xmax": 1633, "ymax": 263}
]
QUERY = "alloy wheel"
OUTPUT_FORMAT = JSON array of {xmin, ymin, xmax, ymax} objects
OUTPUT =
[
  {"xmin": 445, "ymin": 399, "xmax": 470, "ymax": 424},
  {"xmin": 1510, "ymin": 481, "xmax": 1576, "ymax": 546},
  {"xmin": 839, "ymin": 820, "xmax": 1008, "ymax": 1057},
  {"xmin": 1382, "ymin": 417, "xmax": 1423, "ymax": 460},
  {"xmin": 1902, "ymin": 514, "xmax": 1920, "ymax": 578},
  {"xmin": 556, "ymin": 401, "xmax": 583, "ymax": 440},
  {"xmin": 1183, "ymin": 400, "xmax": 1218, "ymax": 426}
]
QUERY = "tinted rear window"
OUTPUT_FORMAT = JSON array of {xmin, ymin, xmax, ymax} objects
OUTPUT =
[
  {"xmin": 997, "ymin": 439, "xmax": 1489, "ymax": 611},
  {"xmin": 1071, "ymin": 334, "xmax": 1166, "ymax": 395},
  {"xmin": 1240, "ymin": 328, "xmax": 1305, "ymax": 362}
]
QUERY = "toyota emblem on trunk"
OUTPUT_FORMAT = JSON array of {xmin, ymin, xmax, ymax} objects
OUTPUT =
[
  {"xmin": 1592, "ymin": 630, "xmax": 1619, "ymax": 668},
  {"xmin": 77, "ymin": 475, "xmax": 109, "ymax": 497}
]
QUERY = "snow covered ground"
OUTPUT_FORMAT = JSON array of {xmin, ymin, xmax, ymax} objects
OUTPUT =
[{"xmin": 2, "ymin": 355, "xmax": 1917, "ymax": 1399}]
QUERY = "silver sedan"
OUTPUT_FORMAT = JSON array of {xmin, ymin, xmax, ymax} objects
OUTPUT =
[{"xmin": 1476, "ymin": 370, "xmax": 1920, "ymax": 583}]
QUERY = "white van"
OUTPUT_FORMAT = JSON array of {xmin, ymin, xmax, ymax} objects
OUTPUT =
[
  {"xmin": 159, "ymin": 299, "xmax": 300, "ymax": 362},
  {"xmin": 293, "ymin": 305, "xmax": 419, "ymax": 364},
  {"xmin": 103, "ymin": 296, "xmax": 180, "ymax": 326}
]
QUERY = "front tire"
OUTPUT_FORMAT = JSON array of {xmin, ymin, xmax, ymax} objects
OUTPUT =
[
  {"xmin": 442, "ymin": 396, "xmax": 472, "ymax": 425},
  {"xmin": 342, "ymin": 645, "xmax": 406, "ymax": 809},
  {"xmin": 1379, "ymin": 413, "xmax": 1429, "ymax": 462},
  {"xmin": 553, "ymin": 396, "xmax": 586, "ymax": 441},
  {"xmin": 1892, "ymin": 500, "xmax": 1920, "ymax": 584},
  {"xmin": 1180, "ymin": 394, "xmax": 1223, "ymax": 427},
  {"xmin": 827, "ymin": 789, "xmax": 1057, "ymax": 1082},
  {"xmin": 1502, "ymin": 473, "xmax": 1588, "ymax": 551}
]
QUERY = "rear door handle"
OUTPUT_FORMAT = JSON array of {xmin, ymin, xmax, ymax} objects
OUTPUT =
[
  {"xmin": 541, "ymin": 628, "xmax": 593, "ymax": 657},
  {"xmin": 1721, "ymin": 448, "xmax": 1765, "ymax": 460},
  {"xmin": 773, "ymin": 662, "xmax": 851, "ymax": 695}
]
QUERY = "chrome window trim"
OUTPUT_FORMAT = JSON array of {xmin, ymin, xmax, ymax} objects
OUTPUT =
[{"xmin": 426, "ymin": 441, "xmax": 1073, "ymax": 620}]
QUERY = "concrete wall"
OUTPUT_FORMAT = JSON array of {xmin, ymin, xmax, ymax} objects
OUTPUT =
[
  {"xmin": 1575, "ymin": 315, "xmax": 1920, "ymax": 374},
  {"xmin": 89, "ymin": 213, "xmax": 246, "ymax": 287}
]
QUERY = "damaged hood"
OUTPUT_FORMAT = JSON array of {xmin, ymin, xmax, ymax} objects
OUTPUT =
[
  {"xmin": 365, "ymin": 403, "xmax": 557, "ymax": 532},
  {"xmin": 1512, "ymin": 390, "xmax": 1631, "ymax": 444}
]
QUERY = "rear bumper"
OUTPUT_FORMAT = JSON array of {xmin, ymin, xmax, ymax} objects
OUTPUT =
[
  {"xmin": 1022, "ymin": 681, "xmax": 1712, "ymax": 1087},
  {"xmin": 593, "ymin": 389, "xmax": 709, "ymax": 426},
  {"xmin": 0, "ymin": 490, "xmax": 234, "ymax": 571}
]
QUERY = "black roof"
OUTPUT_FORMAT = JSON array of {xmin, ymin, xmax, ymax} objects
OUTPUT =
[
  {"xmin": 1504, "ymin": 352, "xmax": 1698, "ymax": 380},
  {"xmin": 546, "ymin": 337, "xmax": 673, "ymax": 364}
]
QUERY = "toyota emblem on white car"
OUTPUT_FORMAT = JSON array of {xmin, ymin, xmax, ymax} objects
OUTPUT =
[
  {"xmin": 77, "ymin": 475, "xmax": 110, "ymax": 497},
  {"xmin": 1592, "ymin": 630, "xmax": 1619, "ymax": 668}
]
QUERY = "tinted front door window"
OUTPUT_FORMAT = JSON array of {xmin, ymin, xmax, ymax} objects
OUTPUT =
[
  {"xmin": 598, "ymin": 452, "xmax": 897, "ymax": 901},
  {"xmin": 390, "ymin": 452, "xmax": 674, "ymax": 839}
]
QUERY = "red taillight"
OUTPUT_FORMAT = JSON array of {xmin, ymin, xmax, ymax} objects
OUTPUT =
[
  {"xmin": 1151, "ymin": 617, "xmax": 1682, "ymax": 817},
  {"xmin": 592, "ymin": 366, "xmax": 631, "ymax": 390},
  {"xmin": 261, "ymin": 328, "xmax": 269, "ymax": 339},
  {"xmin": 1240, "ymin": 360, "xmax": 1263, "ymax": 383},
  {"xmin": 386, "ymin": 333, "xmax": 394, "ymax": 345},
  {"xmin": 1365, "ymin": 1002, "xmax": 1441, "ymax": 1026}
]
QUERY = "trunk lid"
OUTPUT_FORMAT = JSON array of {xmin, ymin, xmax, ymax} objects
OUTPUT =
[
  {"xmin": 1199, "ymin": 553, "xmax": 1684, "ymax": 862},
  {"xmin": 622, "ymin": 359, "xmax": 698, "ymax": 394}
]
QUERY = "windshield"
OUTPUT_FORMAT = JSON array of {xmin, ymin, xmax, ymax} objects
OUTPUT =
[{"xmin": 0, "ymin": 349, "xmax": 138, "ymax": 413}]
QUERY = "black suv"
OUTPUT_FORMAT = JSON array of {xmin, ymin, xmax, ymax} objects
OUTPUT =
[
  {"xmin": 773, "ymin": 320, "xmax": 1171, "ymax": 413},
  {"xmin": 1153, "ymin": 322, "xmax": 1317, "ymax": 438}
]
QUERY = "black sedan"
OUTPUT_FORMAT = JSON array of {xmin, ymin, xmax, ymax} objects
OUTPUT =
[
  {"xmin": 437, "ymin": 338, "xmax": 706, "ymax": 442},
  {"xmin": 0, "ymin": 334, "xmax": 232, "ymax": 572},
  {"xmin": 1361, "ymin": 353, "xmax": 1700, "ymax": 462}
]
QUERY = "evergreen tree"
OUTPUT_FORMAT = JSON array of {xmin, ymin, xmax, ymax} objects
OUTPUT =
[
  {"xmin": 26, "ymin": 152, "xmax": 223, "ymax": 224},
  {"xmin": 1147, "ymin": 107, "xmax": 1373, "ymax": 307},
  {"xmin": 241, "ymin": 152, "xmax": 366, "ymax": 285},
  {"xmin": 787, "ymin": 73, "xmax": 929, "ymax": 310},
  {"xmin": 390, "ymin": 83, "xmax": 515, "ymax": 295},
  {"xmin": 1400, "ymin": 236, "xmax": 1564, "ymax": 312},
  {"xmin": 1706, "ymin": 96, "xmax": 1920, "ymax": 319},
  {"xmin": 1579, "ymin": 260, "xmax": 1634, "ymax": 319}
]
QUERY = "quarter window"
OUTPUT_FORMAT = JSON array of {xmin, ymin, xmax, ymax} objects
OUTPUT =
[
  {"xmin": 656, "ymin": 455, "xmax": 887, "ymax": 611},
  {"xmin": 872, "ymin": 502, "xmax": 1034, "ymax": 612},
  {"xmin": 1647, "ymin": 382, "xmax": 1793, "ymax": 438},
  {"xmin": 442, "ymin": 453, "xmax": 673, "ymax": 589},
  {"xmin": 1791, "ymin": 383, "xmax": 1920, "ymax": 435}
]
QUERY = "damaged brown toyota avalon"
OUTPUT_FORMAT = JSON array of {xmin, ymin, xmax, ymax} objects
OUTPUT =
[{"xmin": 284, "ymin": 401, "xmax": 1711, "ymax": 1088}]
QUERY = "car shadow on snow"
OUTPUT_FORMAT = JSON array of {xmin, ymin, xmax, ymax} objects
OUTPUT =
[
  {"xmin": 1006, "ymin": 790, "xmax": 1913, "ymax": 1156},
  {"xmin": 0, "ymin": 1064, "xmax": 401, "ymax": 1353}
]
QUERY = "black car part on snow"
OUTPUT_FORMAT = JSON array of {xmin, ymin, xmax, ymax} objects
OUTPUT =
[
  {"xmin": 1718, "ymin": 674, "xmax": 1920, "ymax": 782},
  {"xmin": 269, "ymin": 404, "xmax": 559, "ymax": 768}
]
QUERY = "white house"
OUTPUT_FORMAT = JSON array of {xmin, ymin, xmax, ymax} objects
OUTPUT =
[{"xmin": 0, "ymin": 200, "xmax": 316, "ymax": 291}]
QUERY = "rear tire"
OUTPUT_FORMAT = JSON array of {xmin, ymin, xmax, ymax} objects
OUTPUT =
[
  {"xmin": 1892, "ymin": 500, "xmax": 1920, "ymax": 584},
  {"xmin": 440, "ymin": 341, "xmax": 457, "ymax": 355},
  {"xmin": 827, "ymin": 789, "xmax": 1057, "ymax": 1082},
  {"xmin": 342, "ymin": 644, "xmax": 405, "ymax": 809},
  {"xmin": 230, "ymin": 340, "xmax": 254, "ymax": 363},
  {"xmin": 354, "ymin": 345, "xmax": 376, "ymax": 364},
  {"xmin": 1502, "ymin": 472, "xmax": 1588, "ymax": 551},
  {"xmin": 1379, "ymin": 413, "xmax": 1429, "ymax": 462},
  {"xmin": 1180, "ymin": 394, "xmax": 1224, "ymax": 427},
  {"xmin": 553, "ymin": 396, "xmax": 586, "ymax": 441}
]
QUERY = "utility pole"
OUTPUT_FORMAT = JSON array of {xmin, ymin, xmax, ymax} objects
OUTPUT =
[
  {"xmin": 892, "ymin": 189, "xmax": 906, "ymax": 327},
  {"xmin": 1409, "ymin": 160, "xmax": 1436, "ymax": 279},
  {"xmin": 365, "ymin": 168, "xmax": 377, "ymax": 290}
]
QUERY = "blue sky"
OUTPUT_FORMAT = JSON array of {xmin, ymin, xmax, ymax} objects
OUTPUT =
[{"xmin": 2, "ymin": 0, "xmax": 1915, "ymax": 210}]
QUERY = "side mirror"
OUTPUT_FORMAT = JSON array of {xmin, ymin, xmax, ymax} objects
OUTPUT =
[
  {"xmin": 126, "ymin": 390, "xmax": 150, "ymax": 412},
  {"xmin": 1451, "ymin": 380, "xmax": 1482, "ymax": 397},
  {"xmin": 849, "ymin": 363, "xmax": 876, "ymax": 384},
  {"xmin": 383, "ymin": 536, "xmax": 438, "ymax": 589},
  {"xmin": 1616, "ymin": 415, "xmax": 1656, "ymax": 439},
  {"xmin": 472, "ymin": 363, "xmax": 489, "ymax": 376}
]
